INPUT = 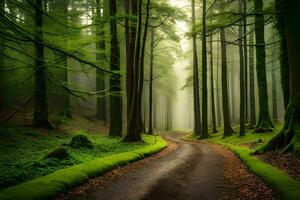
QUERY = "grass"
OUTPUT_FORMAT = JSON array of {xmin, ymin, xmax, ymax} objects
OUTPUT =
[
  {"xmin": 207, "ymin": 126, "xmax": 281, "ymax": 147},
  {"xmin": 0, "ymin": 126, "xmax": 160, "ymax": 190},
  {"xmin": 0, "ymin": 133, "xmax": 167, "ymax": 200},
  {"xmin": 195, "ymin": 125, "xmax": 300, "ymax": 200}
]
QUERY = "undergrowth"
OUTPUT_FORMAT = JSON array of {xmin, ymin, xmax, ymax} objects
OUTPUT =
[{"xmin": 0, "ymin": 126, "xmax": 148, "ymax": 190}]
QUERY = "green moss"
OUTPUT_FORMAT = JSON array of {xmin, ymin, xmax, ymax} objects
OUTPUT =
[
  {"xmin": 204, "ymin": 125, "xmax": 300, "ymax": 200},
  {"xmin": 0, "ymin": 127, "xmax": 152, "ymax": 189},
  {"xmin": 0, "ymin": 135, "xmax": 167, "ymax": 200},
  {"xmin": 219, "ymin": 143, "xmax": 300, "ymax": 200}
]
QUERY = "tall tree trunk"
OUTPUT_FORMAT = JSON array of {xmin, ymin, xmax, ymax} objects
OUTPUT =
[
  {"xmin": 125, "ymin": 0, "xmax": 136, "ymax": 120},
  {"xmin": 153, "ymin": 89, "xmax": 157, "ymax": 129},
  {"xmin": 109, "ymin": 0, "xmax": 122, "ymax": 136},
  {"xmin": 62, "ymin": 0, "xmax": 71, "ymax": 118},
  {"xmin": 257, "ymin": 1, "xmax": 300, "ymax": 153},
  {"xmin": 148, "ymin": 28, "xmax": 154, "ymax": 135},
  {"xmin": 136, "ymin": 0, "xmax": 151, "ymax": 134},
  {"xmin": 166, "ymin": 97, "xmax": 172, "ymax": 131},
  {"xmin": 239, "ymin": 0, "xmax": 246, "ymax": 136},
  {"xmin": 210, "ymin": 35, "xmax": 217, "ymax": 133},
  {"xmin": 33, "ymin": 0, "xmax": 51, "ymax": 129},
  {"xmin": 191, "ymin": 0, "xmax": 201, "ymax": 136},
  {"xmin": 249, "ymin": 26, "xmax": 256, "ymax": 126},
  {"xmin": 96, "ymin": 0, "xmax": 106, "ymax": 122},
  {"xmin": 220, "ymin": 27, "xmax": 234, "ymax": 137},
  {"xmin": 254, "ymin": 0, "xmax": 274, "ymax": 132},
  {"xmin": 0, "ymin": 0, "xmax": 5, "ymax": 109},
  {"xmin": 124, "ymin": 0, "xmax": 143, "ymax": 141},
  {"xmin": 216, "ymin": 33, "xmax": 221, "ymax": 127},
  {"xmin": 243, "ymin": 0, "xmax": 248, "ymax": 123},
  {"xmin": 201, "ymin": 0, "xmax": 208, "ymax": 138},
  {"xmin": 271, "ymin": 35, "xmax": 278, "ymax": 121},
  {"xmin": 275, "ymin": 0, "xmax": 290, "ymax": 110},
  {"xmin": 231, "ymin": 62, "xmax": 236, "ymax": 124}
]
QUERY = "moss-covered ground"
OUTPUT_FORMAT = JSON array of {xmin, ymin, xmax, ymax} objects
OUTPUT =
[
  {"xmin": 0, "ymin": 126, "xmax": 157, "ymax": 190},
  {"xmin": 184, "ymin": 124, "xmax": 300, "ymax": 200}
]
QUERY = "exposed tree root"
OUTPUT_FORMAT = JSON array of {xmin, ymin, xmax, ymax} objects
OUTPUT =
[
  {"xmin": 255, "ymin": 103, "xmax": 300, "ymax": 154},
  {"xmin": 255, "ymin": 114, "xmax": 274, "ymax": 133}
]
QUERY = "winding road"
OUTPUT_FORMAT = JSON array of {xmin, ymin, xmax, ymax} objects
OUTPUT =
[{"xmin": 73, "ymin": 133, "xmax": 237, "ymax": 200}]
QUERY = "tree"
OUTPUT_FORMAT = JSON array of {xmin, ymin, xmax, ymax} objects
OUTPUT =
[
  {"xmin": 191, "ymin": 0, "xmax": 201, "ymax": 136},
  {"xmin": 271, "ymin": 35, "xmax": 278, "ymax": 121},
  {"xmin": 216, "ymin": 33, "xmax": 222, "ymax": 127},
  {"xmin": 165, "ymin": 97, "xmax": 172, "ymax": 131},
  {"xmin": 254, "ymin": 0, "xmax": 274, "ymax": 132},
  {"xmin": 249, "ymin": 26, "xmax": 256, "ymax": 126},
  {"xmin": 243, "ymin": 0, "xmax": 248, "ymax": 123},
  {"xmin": 257, "ymin": 0, "xmax": 300, "ymax": 153},
  {"xmin": 125, "ymin": 0, "xmax": 142, "ymax": 142},
  {"xmin": 95, "ymin": 0, "xmax": 107, "ymax": 122},
  {"xmin": 108, "ymin": 0, "xmax": 122, "ymax": 136},
  {"xmin": 33, "ymin": 0, "xmax": 51, "ymax": 129},
  {"xmin": 50, "ymin": 0, "xmax": 72, "ymax": 119},
  {"xmin": 275, "ymin": 0, "xmax": 290, "ymax": 110},
  {"xmin": 239, "ymin": 0, "xmax": 245, "ymax": 136},
  {"xmin": 220, "ymin": 27, "xmax": 234, "ymax": 137},
  {"xmin": 209, "ymin": 35, "xmax": 217, "ymax": 133},
  {"xmin": 148, "ymin": 28, "xmax": 154, "ymax": 135},
  {"xmin": 201, "ymin": 0, "xmax": 208, "ymax": 138},
  {"xmin": 0, "ymin": 0, "xmax": 5, "ymax": 109},
  {"xmin": 125, "ymin": 0, "xmax": 136, "ymax": 120},
  {"xmin": 124, "ymin": 0, "xmax": 151, "ymax": 142},
  {"xmin": 136, "ymin": 0, "xmax": 151, "ymax": 134}
]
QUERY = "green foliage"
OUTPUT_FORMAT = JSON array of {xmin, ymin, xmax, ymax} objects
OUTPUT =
[
  {"xmin": 0, "ymin": 127, "xmax": 159, "ymax": 190},
  {"xmin": 0, "ymin": 133, "xmax": 167, "ymax": 200}
]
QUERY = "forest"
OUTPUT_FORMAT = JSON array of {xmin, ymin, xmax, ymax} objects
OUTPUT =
[{"xmin": 0, "ymin": 0, "xmax": 300, "ymax": 199}]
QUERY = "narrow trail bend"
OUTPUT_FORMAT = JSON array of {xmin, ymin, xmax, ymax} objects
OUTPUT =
[{"xmin": 73, "ymin": 133, "xmax": 237, "ymax": 200}]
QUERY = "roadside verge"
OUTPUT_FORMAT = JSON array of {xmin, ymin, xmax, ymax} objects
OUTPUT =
[
  {"xmin": 213, "ymin": 141, "xmax": 300, "ymax": 200},
  {"xmin": 0, "ymin": 135, "xmax": 167, "ymax": 200}
]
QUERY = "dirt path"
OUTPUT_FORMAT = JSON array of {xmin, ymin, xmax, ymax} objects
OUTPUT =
[{"xmin": 58, "ymin": 133, "xmax": 276, "ymax": 200}]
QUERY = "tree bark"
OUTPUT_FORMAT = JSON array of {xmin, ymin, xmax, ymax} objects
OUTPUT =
[
  {"xmin": 271, "ymin": 35, "xmax": 278, "ymax": 121},
  {"xmin": 191, "ymin": 0, "xmax": 202, "ymax": 136},
  {"xmin": 243, "ymin": 0, "xmax": 248, "ymax": 123},
  {"xmin": 254, "ymin": 0, "xmax": 274, "ymax": 132},
  {"xmin": 249, "ymin": 26, "xmax": 256, "ymax": 126},
  {"xmin": 148, "ymin": 28, "xmax": 154, "ymax": 135},
  {"xmin": 33, "ymin": 0, "xmax": 51, "ymax": 129},
  {"xmin": 201, "ymin": 0, "xmax": 208, "ymax": 138},
  {"xmin": 257, "ymin": 0, "xmax": 300, "ymax": 153},
  {"xmin": 0, "ymin": 0, "xmax": 5, "ymax": 109},
  {"xmin": 239, "ymin": 0, "xmax": 246, "ymax": 136},
  {"xmin": 109, "ymin": 0, "xmax": 122, "ymax": 136},
  {"xmin": 96, "ymin": 0, "xmax": 106, "ymax": 122},
  {"xmin": 275, "ymin": 0, "xmax": 290, "ymax": 110},
  {"xmin": 61, "ymin": 0, "xmax": 71, "ymax": 118},
  {"xmin": 220, "ymin": 27, "xmax": 234, "ymax": 137},
  {"xmin": 166, "ymin": 97, "xmax": 172, "ymax": 131},
  {"xmin": 125, "ymin": 0, "xmax": 136, "ymax": 120},
  {"xmin": 210, "ymin": 35, "xmax": 217, "ymax": 133},
  {"xmin": 216, "ymin": 33, "xmax": 221, "ymax": 127},
  {"xmin": 231, "ymin": 62, "xmax": 235, "ymax": 124},
  {"xmin": 124, "ymin": 0, "xmax": 143, "ymax": 142},
  {"xmin": 136, "ymin": 0, "xmax": 151, "ymax": 134}
]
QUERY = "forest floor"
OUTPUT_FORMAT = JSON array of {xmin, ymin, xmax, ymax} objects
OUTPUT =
[
  {"xmin": 0, "ymin": 113, "xmax": 153, "ymax": 190},
  {"xmin": 204, "ymin": 125, "xmax": 300, "ymax": 182},
  {"xmin": 57, "ymin": 133, "xmax": 277, "ymax": 200}
]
